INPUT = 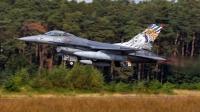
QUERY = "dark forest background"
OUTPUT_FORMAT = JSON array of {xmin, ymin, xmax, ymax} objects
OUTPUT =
[{"xmin": 0, "ymin": 0, "xmax": 200, "ymax": 93}]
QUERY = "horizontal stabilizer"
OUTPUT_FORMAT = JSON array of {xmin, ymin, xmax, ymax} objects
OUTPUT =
[{"xmin": 136, "ymin": 54, "xmax": 166, "ymax": 61}]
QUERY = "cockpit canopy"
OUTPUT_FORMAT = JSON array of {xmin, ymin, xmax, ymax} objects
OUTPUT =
[{"xmin": 44, "ymin": 30, "xmax": 73, "ymax": 36}]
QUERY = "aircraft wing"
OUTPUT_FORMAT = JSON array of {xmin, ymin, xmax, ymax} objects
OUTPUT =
[
  {"xmin": 129, "ymin": 53, "xmax": 166, "ymax": 61},
  {"xmin": 90, "ymin": 46, "xmax": 140, "ymax": 51},
  {"xmin": 90, "ymin": 46, "xmax": 165, "ymax": 61}
]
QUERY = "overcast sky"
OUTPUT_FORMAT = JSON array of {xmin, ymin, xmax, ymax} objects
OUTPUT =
[{"xmin": 76, "ymin": 0, "xmax": 143, "ymax": 3}]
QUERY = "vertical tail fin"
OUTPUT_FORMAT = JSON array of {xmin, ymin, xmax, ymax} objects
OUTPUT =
[{"xmin": 121, "ymin": 24, "xmax": 163, "ymax": 50}]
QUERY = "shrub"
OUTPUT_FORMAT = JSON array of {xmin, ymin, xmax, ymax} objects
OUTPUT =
[
  {"xmin": 195, "ymin": 83, "xmax": 200, "ymax": 90},
  {"xmin": 103, "ymin": 82, "xmax": 115, "ymax": 92},
  {"xmin": 148, "ymin": 80, "xmax": 162, "ymax": 94},
  {"xmin": 0, "ymin": 69, "xmax": 13, "ymax": 86},
  {"xmin": 48, "ymin": 65, "xmax": 69, "ymax": 87},
  {"xmin": 114, "ymin": 82, "xmax": 132, "ymax": 93},
  {"xmin": 161, "ymin": 82, "xmax": 174, "ymax": 94},
  {"xmin": 132, "ymin": 80, "xmax": 149, "ymax": 93},
  {"xmin": 31, "ymin": 66, "xmax": 69, "ymax": 89},
  {"xmin": 3, "ymin": 76, "xmax": 21, "ymax": 92},
  {"xmin": 31, "ymin": 68, "xmax": 53, "ymax": 89},
  {"xmin": 132, "ymin": 80, "xmax": 174, "ymax": 94},
  {"xmin": 32, "ymin": 78, "xmax": 53, "ymax": 89},
  {"xmin": 187, "ymin": 84, "xmax": 197, "ymax": 90},
  {"xmin": 65, "ymin": 63, "xmax": 104, "ymax": 92},
  {"xmin": 178, "ymin": 83, "xmax": 197, "ymax": 90},
  {"xmin": 149, "ymin": 80, "xmax": 162, "ymax": 90},
  {"xmin": 104, "ymin": 82, "xmax": 132, "ymax": 93},
  {"xmin": 15, "ymin": 68, "xmax": 30, "ymax": 85}
]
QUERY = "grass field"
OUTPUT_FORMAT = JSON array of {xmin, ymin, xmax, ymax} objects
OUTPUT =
[{"xmin": 0, "ymin": 90, "xmax": 200, "ymax": 112}]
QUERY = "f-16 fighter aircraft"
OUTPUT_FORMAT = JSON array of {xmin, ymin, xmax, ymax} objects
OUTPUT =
[{"xmin": 18, "ymin": 24, "xmax": 165, "ymax": 67}]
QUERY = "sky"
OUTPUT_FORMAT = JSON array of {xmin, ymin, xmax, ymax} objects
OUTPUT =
[{"xmin": 75, "ymin": 0, "xmax": 143, "ymax": 3}]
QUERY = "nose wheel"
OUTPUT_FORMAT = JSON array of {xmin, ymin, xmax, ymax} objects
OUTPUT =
[{"xmin": 69, "ymin": 61, "xmax": 74, "ymax": 65}]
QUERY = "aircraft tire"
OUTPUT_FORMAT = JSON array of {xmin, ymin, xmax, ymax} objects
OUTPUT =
[{"xmin": 69, "ymin": 61, "xmax": 74, "ymax": 65}]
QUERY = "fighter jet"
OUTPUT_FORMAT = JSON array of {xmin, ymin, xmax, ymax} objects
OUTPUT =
[{"xmin": 18, "ymin": 24, "xmax": 165, "ymax": 67}]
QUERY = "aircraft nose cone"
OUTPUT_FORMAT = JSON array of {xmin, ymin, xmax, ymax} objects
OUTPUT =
[
  {"xmin": 18, "ymin": 37, "xmax": 27, "ymax": 41},
  {"xmin": 18, "ymin": 36, "xmax": 38, "ymax": 42}
]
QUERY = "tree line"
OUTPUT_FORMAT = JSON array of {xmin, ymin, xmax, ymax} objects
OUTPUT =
[{"xmin": 0, "ymin": 0, "xmax": 200, "ymax": 92}]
